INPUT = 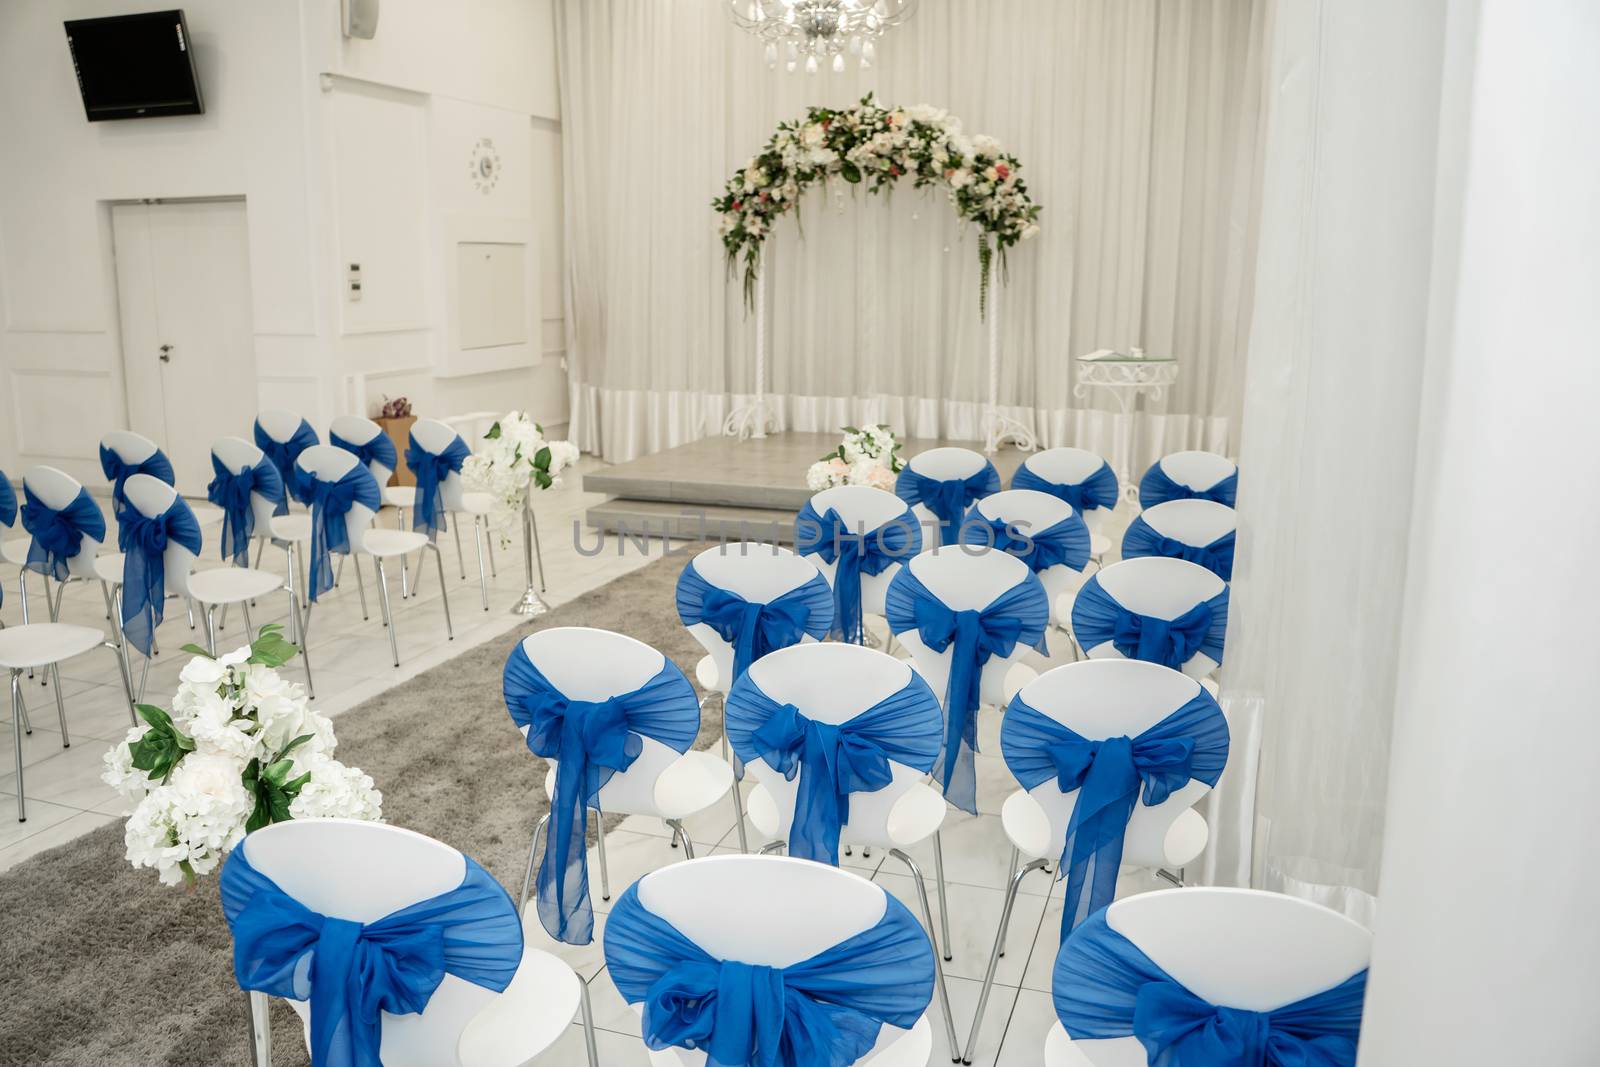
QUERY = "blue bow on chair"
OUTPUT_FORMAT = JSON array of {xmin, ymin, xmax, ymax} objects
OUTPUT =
[
  {"xmin": 301, "ymin": 465, "xmax": 381, "ymax": 602},
  {"xmin": 330, "ymin": 430, "xmax": 398, "ymax": 478},
  {"xmin": 958, "ymin": 511, "xmax": 1091, "ymax": 575},
  {"xmin": 794, "ymin": 502, "xmax": 921, "ymax": 645},
  {"xmin": 676, "ymin": 560, "xmax": 832, "ymax": 681},
  {"xmin": 99, "ymin": 444, "xmax": 175, "ymax": 522},
  {"xmin": 405, "ymin": 435, "xmax": 471, "ymax": 539},
  {"xmin": 1054, "ymin": 911, "xmax": 1366, "ymax": 1067},
  {"xmin": 726, "ymin": 675, "xmax": 939, "ymax": 866},
  {"xmin": 1122, "ymin": 516, "xmax": 1236, "ymax": 581},
  {"xmin": 895, "ymin": 465, "xmax": 1002, "ymax": 545},
  {"xmin": 605, "ymin": 882, "xmax": 935, "ymax": 1067},
  {"xmin": 207, "ymin": 455, "xmax": 285, "ymax": 566},
  {"xmin": 886, "ymin": 569, "xmax": 1048, "ymax": 815},
  {"xmin": 255, "ymin": 419, "xmax": 321, "ymax": 514},
  {"xmin": 119, "ymin": 498, "xmax": 203, "ymax": 658},
  {"xmin": 20, "ymin": 485, "xmax": 105, "ymax": 581},
  {"xmin": 1071, "ymin": 575, "xmax": 1228, "ymax": 672},
  {"xmin": 1003, "ymin": 693, "xmax": 1228, "ymax": 936},
  {"xmin": 221, "ymin": 842, "xmax": 523, "ymax": 1067},
  {"xmin": 1012, "ymin": 460, "xmax": 1120, "ymax": 515},
  {"xmin": 503, "ymin": 643, "xmax": 698, "ymax": 945},
  {"xmin": 1138, "ymin": 464, "xmax": 1239, "ymax": 509}
]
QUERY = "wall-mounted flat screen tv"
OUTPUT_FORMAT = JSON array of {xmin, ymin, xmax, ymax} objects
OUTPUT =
[{"xmin": 64, "ymin": 10, "xmax": 204, "ymax": 121}]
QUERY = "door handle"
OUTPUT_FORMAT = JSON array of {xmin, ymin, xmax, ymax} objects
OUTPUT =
[{"xmin": 158, "ymin": 344, "xmax": 173, "ymax": 363}]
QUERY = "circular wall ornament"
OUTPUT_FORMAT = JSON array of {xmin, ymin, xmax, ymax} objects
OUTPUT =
[{"xmin": 468, "ymin": 137, "xmax": 501, "ymax": 194}]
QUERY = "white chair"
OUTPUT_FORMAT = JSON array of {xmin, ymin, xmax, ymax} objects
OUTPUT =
[
  {"xmin": 190, "ymin": 442, "xmax": 315, "ymax": 694},
  {"xmin": 296, "ymin": 445, "xmax": 452, "ymax": 668},
  {"xmin": 680, "ymin": 541, "xmax": 830, "ymax": 853},
  {"xmin": 515, "ymin": 628, "xmax": 734, "ymax": 909},
  {"xmin": 1124, "ymin": 498, "xmax": 1237, "ymax": 580},
  {"xmin": 964, "ymin": 659, "xmax": 1220, "ymax": 1064},
  {"xmin": 1043, "ymin": 888, "xmax": 1372, "ymax": 1067},
  {"xmin": 1071, "ymin": 557, "xmax": 1226, "ymax": 680},
  {"xmin": 0, "ymin": 467, "xmax": 135, "ymax": 821},
  {"xmin": 234, "ymin": 819, "xmax": 597, "ymax": 1067},
  {"xmin": 737, "ymin": 642, "xmax": 960, "ymax": 1058},
  {"xmin": 1137, "ymin": 450, "xmax": 1238, "ymax": 509},
  {"xmin": 94, "ymin": 475, "xmax": 200, "ymax": 700},
  {"xmin": 800, "ymin": 484, "xmax": 919, "ymax": 645},
  {"xmin": 407, "ymin": 418, "xmax": 501, "ymax": 611},
  {"xmin": 249, "ymin": 410, "xmax": 328, "ymax": 619},
  {"xmin": 6, "ymin": 466, "xmax": 109, "ymax": 629},
  {"xmin": 1013, "ymin": 446, "xmax": 1119, "ymax": 562},
  {"xmin": 892, "ymin": 548, "xmax": 1043, "ymax": 711},
  {"xmin": 615, "ymin": 855, "xmax": 934, "ymax": 1067},
  {"xmin": 900, "ymin": 446, "xmax": 998, "ymax": 548},
  {"xmin": 969, "ymin": 489, "xmax": 1091, "ymax": 664},
  {"xmin": 329, "ymin": 414, "xmax": 403, "ymax": 602}
]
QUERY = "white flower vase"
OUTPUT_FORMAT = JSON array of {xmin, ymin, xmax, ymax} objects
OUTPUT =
[{"xmin": 510, "ymin": 494, "xmax": 549, "ymax": 617}]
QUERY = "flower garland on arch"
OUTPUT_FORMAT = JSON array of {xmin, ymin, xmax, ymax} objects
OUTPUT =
[{"xmin": 714, "ymin": 94, "xmax": 1041, "ymax": 319}]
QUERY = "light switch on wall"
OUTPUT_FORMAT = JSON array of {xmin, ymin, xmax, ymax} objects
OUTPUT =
[{"xmin": 347, "ymin": 262, "xmax": 362, "ymax": 301}]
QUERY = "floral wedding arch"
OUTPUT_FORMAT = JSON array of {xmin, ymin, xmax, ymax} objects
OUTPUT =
[{"xmin": 713, "ymin": 94, "xmax": 1042, "ymax": 450}]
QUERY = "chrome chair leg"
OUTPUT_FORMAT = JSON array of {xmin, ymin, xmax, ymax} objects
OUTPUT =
[
  {"xmin": 521, "ymin": 812, "xmax": 551, "ymax": 913},
  {"xmin": 932, "ymin": 830, "xmax": 953, "ymax": 961},
  {"xmin": 107, "ymin": 639, "xmax": 137, "ymax": 727},
  {"xmin": 291, "ymin": 587, "xmax": 316, "ymax": 700},
  {"xmin": 722, "ymin": 733, "xmax": 749, "ymax": 853},
  {"xmin": 241, "ymin": 602, "xmax": 256, "ymax": 645},
  {"xmin": 998, "ymin": 847, "xmax": 1020, "ymax": 956},
  {"xmin": 451, "ymin": 516, "xmax": 467, "ymax": 580},
  {"xmin": 351, "ymin": 550, "xmax": 370, "ymax": 622},
  {"xmin": 186, "ymin": 598, "xmax": 196, "ymax": 630},
  {"xmin": 889, "ymin": 848, "xmax": 960, "ymax": 1062},
  {"xmin": 577, "ymin": 974, "xmax": 600, "ymax": 1067},
  {"xmin": 961, "ymin": 857, "xmax": 1049, "ymax": 1065},
  {"xmin": 486, "ymin": 535, "xmax": 497, "ymax": 578},
  {"xmin": 1156, "ymin": 868, "xmax": 1186, "ymax": 888},
  {"xmin": 397, "ymin": 508, "xmax": 410, "ymax": 598},
  {"xmin": 50, "ymin": 663, "xmax": 69, "ymax": 748},
  {"xmin": 665, "ymin": 819, "xmax": 695, "ymax": 860},
  {"xmin": 334, "ymin": 554, "xmax": 345, "ymax": 589},
  {"xmin": 112, "ymin": 587, "xmax": 135, "ymax": 697},
  {"xmin": 11, "ymin": 670, "xmax": 26, "ymax": 821},
  {"xmin": 431, "ymin": 544, "xmax": 454, "ymax": 642},
  {"xmin": 473, "ymin": 518, "xmax": 490, "ymax": 611},
  {"xmin": 374, "ymin": 559, "xmax": 400, "ymax": 668},
  {"xmin": 596, "ymin": 811, "xmax": 613, "ymax": 900},
  {"xmin": 18, "ymin": 568, "xmax": 33, "ymax": 682},
  {"xmin": 205, "ymin": 606, "xmax": 218, "ymax": 656},
  {"xmin": 14, "ymin": 671, "xmax": 32, "ymax": 733}
]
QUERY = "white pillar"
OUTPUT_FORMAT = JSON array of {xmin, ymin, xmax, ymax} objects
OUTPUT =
[{"xmin": 1360, "ymin": 3, "xmax": 1600, "ymax": 1063}]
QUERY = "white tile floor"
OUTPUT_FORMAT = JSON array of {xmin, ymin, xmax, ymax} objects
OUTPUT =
[{"xmin": 0, "ymin": 459, "xmax": 1162, "ymax": 1065}]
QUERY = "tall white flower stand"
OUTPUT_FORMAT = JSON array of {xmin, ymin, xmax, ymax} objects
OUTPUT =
[
  {"xmin": 722, "ymin": 268, "xmax": 778, "ymax": 440},
  {"xmin": 981, "ymin": 284, "xmax": 1039, "ymax": 454},
  {"xmin": 510, "ymin": 497, "xmax": 550, "ymax": 617},
  {"xmin": 1072, "ymin": 348, "xmax": 1180, "ymax": 503}
]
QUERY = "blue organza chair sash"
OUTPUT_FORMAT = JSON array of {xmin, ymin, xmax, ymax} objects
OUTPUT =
[
  {"xmin": 20, "ymin": 485, "xmax": 105, "ymax": 581},
  {"xmin": 404, "ymin": 434, "xmax": 472, "ymax": 539},
  {"xmin": 725, "ymin": 675, "xmax": 939, "ymax": 865},
  {"xmin": 794, "ymin": 501, "xmax": 922, "ymax": 645},
  {"xmin": 221, "ymin": 840, "xmax": 523, "ymax": 1067},
  {"xmin": 330, "ymin": 430, "xmax": 398, "ymax": 477},
  {"xmin": 300, "ymin": 465, "xmax": 381, "ymax": 602},
  {"xmin": 1071, "ymin": 575, "xmax": 1228, "ymax": 671},
  {"xmin": 676, "ymin": 559, "xmax": 833, "ymax": 682},
  {"xmin": 1003, "ymin": 694, "xmax": 1228, "ymax": 936},
  {"xmin": 1012, "ymin": 461, "xmax": 1120, "ymax": 515},
  {"xmin": 206, "ymin": 455, "xmax": 285, "ymax": 566},
  {"xmin": 503, "ymin": 643, "xmax": 699, "ymax": 945},
  {"xmin": 118, "ymin": 498, "xmax": 203, "ymax": 657},
  {"xmin": 895, "ymin": 463, "xmax": 1001, "ymax": 545},
  {"xmin": 255, "ymin": 419, "xmax": 321, "ymax": 515},
  {"xmin": 605, "ymin": 881, "xmax": 935, "ymax": 1067},
  {"xmin": 1122, "ymin": 516, "xmax": 1236, "ymax": 581},
  {"xmin": 957, "ymin": 511, "xmax": 1092, "ymax": 575},
  {"xmin": 1054, "ymin": 911, "xmax": 1366, "ymax": 1067},
  {"xmin": 885, "ymin": 568, "xmax": 1048, "ymax": 815},
  {"xmin": 99, "ymin": 443, "xmax": 175, "ymax": 522},
  {"xmin": 1138, "ymin": 464, "xmax": 1239, "ymax": 509}
]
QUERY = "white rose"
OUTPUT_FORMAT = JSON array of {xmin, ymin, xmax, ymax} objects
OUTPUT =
[
  {"xmin": 949, "ymin": 170, "xmax": 974, "ymax": 190},
  {"xmin": 806, "ymin": 460, "xmax": 835, "ymax": 492},
  {"xmin": 1021, "ymin": 223, "xmax": 1040, "ymax": 240},
  {"xmin": 973, "ymin": 134, "xmax": 1001, "ymax": 156},
  {"xmin": 101, "ymin": 727, "xmax": 154, "ymax": 806},
  {"xmin": 180, "ymin": 655, "xmax": 226, "ymax": 689}
]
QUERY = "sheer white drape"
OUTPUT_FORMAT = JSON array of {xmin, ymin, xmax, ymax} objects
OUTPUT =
[{"xmin": 556, "ymin": 0, "xmax": 1268, "ymax": 463}]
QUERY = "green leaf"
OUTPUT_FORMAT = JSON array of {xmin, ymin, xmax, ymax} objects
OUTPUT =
[
  {"xmin": 534, "ymin": 470, "xmax": 553, "ymax": 491},
  {"xmin": 129, "ymin": 704, "xmax": 195, "ymax": 783},
  {"xmin": 246, "ymin": 624, "xmax": 299, "ymax": 668},
  {"xmin": 841, "ymin": 162, "xmax": 862, "ymax": 184},
  {"xmin": 242, "ymin": 751, "xmax": 315, "ymax": 833},
  {"xmin": 485, "ymin": 422, "xmax": 503, "ymax": 440},
  {"xmin": 180, "ymin": 643, "xmax": 215, "ymax": 660},
  {"xmin": 533, "ymin": 445, "xmax": 552, "ymax": 471},
  {"xmin": 841, "ymin": 426, "xmax": 861, "ymax": 435}
]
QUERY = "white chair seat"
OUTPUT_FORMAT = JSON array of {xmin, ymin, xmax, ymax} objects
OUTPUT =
[
  {"xmin": 645, "ymin": 1012, "xmax": 932, "ymax": 1066},
  {"xmin": 0, "ymin": 623, "xmax": 106, "ymax": 670},
  {"xmin": 1001, "ymin": 789, "xmax": 1055, "ymax": 860},
  {"xmin": 1090, "ymin": 532, "xmax": 1111, "ymax": 559},
  {"xmin": 2, "ymin": 538, "xmax": 30, "ymax": 566},
  {"xmin": 540, "ymin": 751, "xmax": 734, "ymax": 822},
  {"xmin": 1163, "ymin": 807, "xmax": 1210, "ymax": 867},
  {"xmin": 383, "ymin": 486, "xmax": 417, "ymax": 510},
  {"xmin": 362, "ymin": 528, "xmax": 431, "ymax": 558},
  {"xmin": 458, "ymin": 491, "xmax": 496, "ymax": 516},
  {"xmin": 454, "ymin": 945, "xmax": 583, "ymax": 1066},
  {"xmin": 747, "ymin": 780, "xmax": 947, "ymax": 850},
  {"xmin": 1043, "ymin": 1020, "xmax": 1095, "ymax": 1067},
  {"xmin": 187, "ymin": 567, "xmax": 285, "ymax": 606},
  {"xmin": 93, "ymin": 553, "xmax": 125, "ymax": 584},
  {"xmin": 694, "ymin": 654, "xmax": 719, "ymax": 694},
  {"xmin": 269, "ymin": 513, "xmax": 313, "ymax": 543}
]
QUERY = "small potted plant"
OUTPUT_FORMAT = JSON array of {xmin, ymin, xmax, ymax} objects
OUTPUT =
[{"xmin": 374, "ymin": 395, "xmax": 416, "ymax": 486}]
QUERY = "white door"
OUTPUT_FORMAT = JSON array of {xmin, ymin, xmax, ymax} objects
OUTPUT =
[{"xmin": 112, "ymin": 199, "xmax": 256, "ymax": 496}]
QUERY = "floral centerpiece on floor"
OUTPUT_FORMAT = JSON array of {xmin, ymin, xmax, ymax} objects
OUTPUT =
[
  {"xmin": 806, "ymin": 424, "xmax": 905, "ymax": 492},
  {"xmin": 101, "ymin": 625, "xmax": 382, "ymax": 887},
  {"xmin": 714, "ymin": 94, "xmax": 1041, "ymax": 316},
  {"xmin": 461, "ymin": 410, "xmax": 580, "ymax": 549}
]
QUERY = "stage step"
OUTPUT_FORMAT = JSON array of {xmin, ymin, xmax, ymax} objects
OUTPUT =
[{"xmin": 585, "ymin": 497, "xmax": 799, "ymax": 544}]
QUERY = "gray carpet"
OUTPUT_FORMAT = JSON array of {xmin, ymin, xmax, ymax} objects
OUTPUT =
[{"xmin": 0, "ymin": 548, "xmax": 720, "ymax": 1067}]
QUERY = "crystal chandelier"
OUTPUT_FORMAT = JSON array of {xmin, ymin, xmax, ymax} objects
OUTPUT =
[{"xmin": 727, "ymin": 0, "xmax": 917, "ymax": 74}]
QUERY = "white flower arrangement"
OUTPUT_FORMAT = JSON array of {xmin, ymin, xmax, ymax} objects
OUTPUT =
[
  {"xmin": 101, "ymin": 625, "xmax": 382, "ymax": 887},
  {"xmin": 460, "ymin": 410, "xmax": 580, "ymax": 549},
  {"xmin": 805, "ymin": 425, "xmax": 905, "ymax": 493},
  {"xmin": 715, "ymin": 94, "xmax": 1041, "ymax": 317}
]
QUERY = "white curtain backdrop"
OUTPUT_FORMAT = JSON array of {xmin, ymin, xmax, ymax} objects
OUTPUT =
[{"xmin": 556, "ymin": 0, "xmax": 1268, "ymax": 463}]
